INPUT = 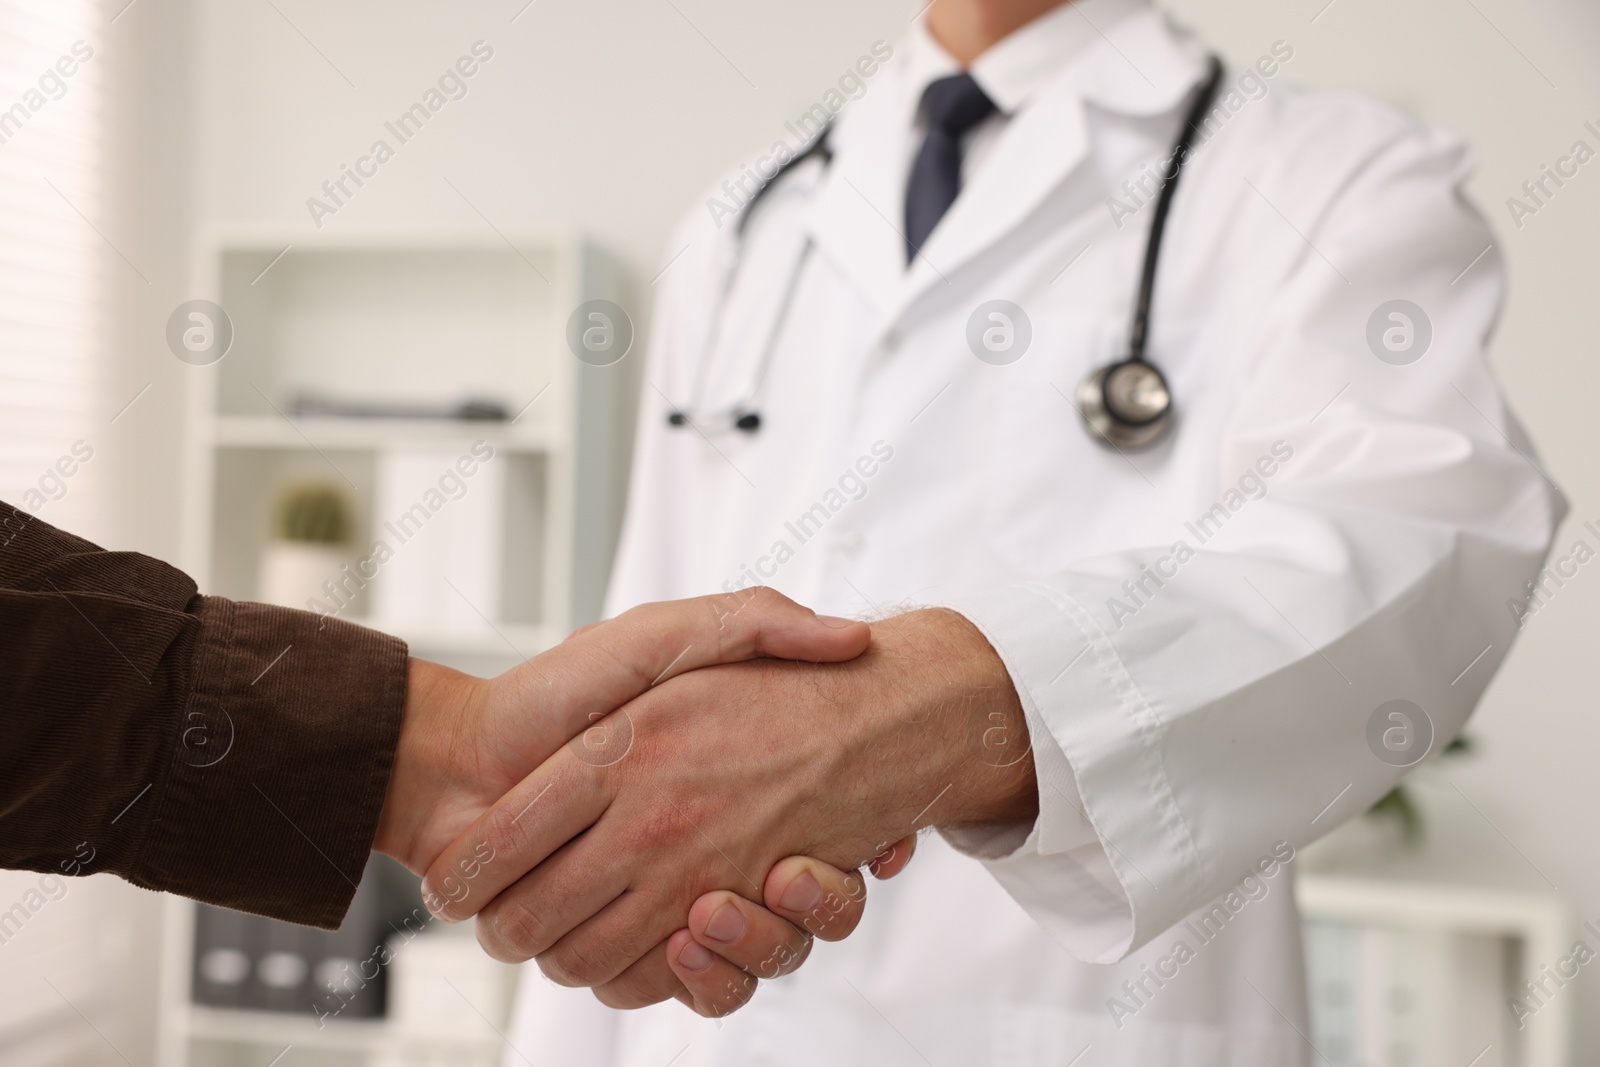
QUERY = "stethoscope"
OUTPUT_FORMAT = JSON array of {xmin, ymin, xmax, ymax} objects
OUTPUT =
[{"xmin": 668, "ymin": 55, "xmax": 1225, "ymax": 451}]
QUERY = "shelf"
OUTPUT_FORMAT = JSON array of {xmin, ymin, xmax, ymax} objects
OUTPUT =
[
  {"xmin": 180, "ymin": 1006, "xmax": 504, "ymax": 1060},
  {"xmin": 169, "ymin": 233, "xmax": 631, "ymax": 1067},
  {"xmin": 1298, "ymin": 875, "xmax": 1567, "ymax": 936},
  {"xmin": 374, "ymin": 621, "xmax": 558, "ymax": 658},
  {"xmin": 182, "ymin": 1005, "xmax": 388, "ymax": 1051},
  {"xmin": 210, "ymin": 415, "xmax": 561, "ymax": 453}
]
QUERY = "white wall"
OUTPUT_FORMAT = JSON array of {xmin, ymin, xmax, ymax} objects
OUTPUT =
[
  {"xmin": 188, "ymin": 0, "xmax": 919, "ymax": 305},
  {"xmin": 103, "ymin": 0, "xmax": 1600, "ymax": 1058}
]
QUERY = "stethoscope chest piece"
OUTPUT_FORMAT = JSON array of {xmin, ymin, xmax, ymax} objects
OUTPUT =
[
  {"xmin": 1073, "ymin": 55, "xmax": 1225, "ymax": 453},
  {"xmin": 1077, "ymin": 358, "xmax": 1172, "ymax": 449}
]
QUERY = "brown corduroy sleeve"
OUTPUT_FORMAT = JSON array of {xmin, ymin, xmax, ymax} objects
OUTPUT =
[{"xmin": 0, "ymin": 502, "xmax": 407, "ymax": 929}]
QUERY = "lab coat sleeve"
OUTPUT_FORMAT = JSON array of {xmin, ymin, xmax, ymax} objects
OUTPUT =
[{"xmin": 938, "ymin": 118, "xmax": 1565, "ymax": 962}]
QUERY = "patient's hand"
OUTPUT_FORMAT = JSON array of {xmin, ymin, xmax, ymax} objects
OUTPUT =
[
  {"xmin": 374, "ymin": 588, "xmax": 872, "ymax": 885},
  {"xmin": 372, "ymin": 587, "xmax": 903, "ymax": 1014}
]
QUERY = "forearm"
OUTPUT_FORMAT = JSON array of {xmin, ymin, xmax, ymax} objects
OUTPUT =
[{"xmin": 0, "ymin": 503, "xmax": 408, "ymax": 929}]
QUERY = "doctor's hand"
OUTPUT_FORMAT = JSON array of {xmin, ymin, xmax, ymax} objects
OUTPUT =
[
  {"xmin": 422, "ymin": 605, "xmax": 1035, "ymax": 1009},
  {"xmin": 654, "ymin": 831, "xmax": 919, "ymax": 1016},
  {"xmin": 371, "ymin": 589, "xmax": 873, "ymax": 909}
]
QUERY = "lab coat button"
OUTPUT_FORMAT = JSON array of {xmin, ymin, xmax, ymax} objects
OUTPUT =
[{"xmin": 835, "ymin": 531, "xmax": 865, "ymax": 555}]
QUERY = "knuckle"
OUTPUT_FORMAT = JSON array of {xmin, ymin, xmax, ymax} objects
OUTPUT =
[
  {"xmin": 741, "ymin": 586, "xmax": 788, "ymax": 624},
  {"xmin": 747, "ymin": 927, "xmax": 811, "ymax": 979},
  {"xmin": 478, "ymin": 807, "xmax": 531, "ymax": 870},
  {"xmin": 628, "ymin": 802, "xmax": 694, "ymax": 855},
  {"xmin": 540, "ymin": 940, "xmax": 608, "ymax": 991},
  {"xmin": 537, "ymin": 941, "xmax": 597, "ymax": 987},
  {"xmin": 479, "ymin": 900, "xmax": 546, "ymax": 962},
  {"xmin": 593, "ymin": 982, "xmax": 653, "ymax": 1010},
  {"xmin": 593, "ymin": 965, "xmax": 675, "ymax": 1010},
  {"xmin": 797, "ymin": 888, "xmax": 856, "ymax": 940},
  {"xmin": 772, "ymin": 933, "xmax": 814, "ymax": 977},
  {"xmin": 817, "ymin": 910, "xmax": 861, "ymax": 941},
  {"xmin": 707, "ymin": 585, "xmax": 779, "ymax": 633}
]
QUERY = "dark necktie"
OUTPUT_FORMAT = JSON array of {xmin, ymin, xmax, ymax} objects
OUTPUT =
[{"xmin": 904, "ymin": 72, "xmax": 998, "ymax": 264}]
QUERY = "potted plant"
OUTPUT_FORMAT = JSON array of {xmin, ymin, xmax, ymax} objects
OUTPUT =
[{"xmin": 257, "ymin": 484, "xmax": 353, "ymax": 611}]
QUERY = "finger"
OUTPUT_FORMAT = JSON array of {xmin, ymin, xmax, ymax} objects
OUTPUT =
[
  {"xmin": 761, "ymin": 856, "xmax": 869, "ymax": 942},
  {"xmin": 591, "ymin": 940, "xmax": 689, "ymax": 1011},
  {"xmin": 471, "ymin": 832, "xmax": 632, "ymax": 963},
  {"xmin": 422, "ymin": 751, "xmax": 609, "ymax": 922},
  {"xmin": 868, "ymin": 833, "xmax": 918, "ymax": 880},
  {"xmin": 684, "ymin": 890, "xmax": 813, "ymax": 981},
  {"xmin": 498, "ymin": 588, "xmax": 870, "ymax": 754},
  {"xmin": 530, "ymin": 888, "xmax": 680, "ymax": 988},
  {"xmin": 600, "ymin": 588, "xmax": 871, "ymax": 685},
  {"xmin": 665, "ymin": 928, "xmax": 760, "ymax": 1018}
]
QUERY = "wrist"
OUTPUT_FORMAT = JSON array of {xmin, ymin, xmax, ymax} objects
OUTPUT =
[
  {"xmin": 871, "ymin": 609, "xmax": 1039, "ymax": 831},
  {"xmin": 373, "ymin": 657, "xmax": 486, "ymax": 873}
]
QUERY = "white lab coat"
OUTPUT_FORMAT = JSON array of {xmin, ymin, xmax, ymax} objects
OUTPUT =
[{"xmin": 507, "ymin": 5, "xmax": 1563, "ymax": 1065}]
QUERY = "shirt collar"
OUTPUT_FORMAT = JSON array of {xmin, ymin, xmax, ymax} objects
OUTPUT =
[{"xmin": 904, "ymin": 0, "xmax": 1153, "ymax": 117}]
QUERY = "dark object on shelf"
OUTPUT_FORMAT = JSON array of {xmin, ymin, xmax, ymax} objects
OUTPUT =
[
  {"xmin": 1365, "ymin": 786, "xmax": 1423, "ymax": 843},
  {"xmin": 1364, "ymin": 735, "xmax": 1474, "ymax": 844},
  {"xmin": 191, "ymin": 856, "xmax": 424, "ymax": 1020},
  {"xmin": 288, "ymin": 394, "xmax": 509, "ymax": 421}
]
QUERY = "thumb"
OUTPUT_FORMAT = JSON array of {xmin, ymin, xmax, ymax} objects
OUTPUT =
[
  {"xmin": 761, "ymin": 856, "xmax": 869, "ymax": 942},
  {"xmin": 494, "ymin": 588, "xmax": 870, "ymax": 755},
  {"xmin": 654, "ymin": 586, "xmax": 869, "ymax": 673}
]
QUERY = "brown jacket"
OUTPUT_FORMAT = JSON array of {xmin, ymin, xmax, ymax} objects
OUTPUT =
[{"xmin": 0, "ymin": 503, "xmax": 407, "ymax": 928}]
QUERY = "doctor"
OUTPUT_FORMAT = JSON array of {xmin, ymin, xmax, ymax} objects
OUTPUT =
[{"xmin": 485, "ymin": 0, "xmax": 1563, "ymax": 1062}]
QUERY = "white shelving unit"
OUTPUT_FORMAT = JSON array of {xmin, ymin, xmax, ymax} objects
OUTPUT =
[
  {"xmin": 158, "ymin": 228, "xmax": 636, "ymax": 1067},
  {"xmin": 1297, "ymin": 796, "xmax": 1574, "ymax": 1067}
]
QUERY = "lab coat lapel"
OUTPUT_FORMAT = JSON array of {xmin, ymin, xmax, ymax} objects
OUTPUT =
[
  {"xmin": 801, "ymin": 69, "xmax": 1096, "ymax": 351},
  {"xmin": 901, "ymin": 84, "xmax": 1091, "ymax": 299},
  {"xmin": 892, "ymin": 12, "xmax": 1212, "ymax": 330},
  {"xmin": 800, "ymin": 66, "xmax": 918, "ymax": 316},
  {"xmin": 802, "ymin": 9, "xmax": 1211, "ymax": 348}
]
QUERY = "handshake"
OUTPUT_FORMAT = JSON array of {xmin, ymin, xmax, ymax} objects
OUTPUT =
[{"xmin": 371, "ymin": 587, "xmax": 1038, "ymax": 1017}]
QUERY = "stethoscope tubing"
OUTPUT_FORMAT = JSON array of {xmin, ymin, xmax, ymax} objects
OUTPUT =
[
  {"xmin": 670, "ymin": 55, "xmax": 1227, "ymax": 447},
  {"xmin": 670, "ymin": 130, "xmax": 832, "ymax": 434}
]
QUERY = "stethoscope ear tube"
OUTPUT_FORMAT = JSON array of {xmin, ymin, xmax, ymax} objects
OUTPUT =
[
  {"xmin": 1078, "ymin": 55, "xmax": 1225, "ymax": 452},
  {"xmin": 666, "ymin": 409, "xmax": 762, "ymax": 433},
  {"xmin": 668, "ymin": 128, "xmax": 834, "ymax": 436}
]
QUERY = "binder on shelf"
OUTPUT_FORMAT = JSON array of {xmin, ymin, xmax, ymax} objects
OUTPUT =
[
  {"xmin": 1304, "ymin": 917, "xmax": 1514, "ymax": 1067},
  {"xmin": 191, "ymin": 856, "xmax": 419, "ymax": 1020},
  {"xmin": 370, "ymin": 446, "xmax": 507, "ymax": 634}
]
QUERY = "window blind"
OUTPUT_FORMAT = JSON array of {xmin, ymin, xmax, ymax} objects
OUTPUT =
[
  {"xmin": 0, "ymin": 1, "xmax": 107, "ymax": 1060},
  {"xmin": 0, "ymin": 0, "xmax": 99, "ymax": 512}
]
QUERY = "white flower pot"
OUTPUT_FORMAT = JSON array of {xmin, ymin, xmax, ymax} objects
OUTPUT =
[{"xmin": 258, "ymin": 541, "xmax": 350, "ymax": 611}]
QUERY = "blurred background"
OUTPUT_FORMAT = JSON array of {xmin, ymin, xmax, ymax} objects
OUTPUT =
[{"xmin": 0, "ymin": 0, "xmax": 1595, "ymax": 1064}]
